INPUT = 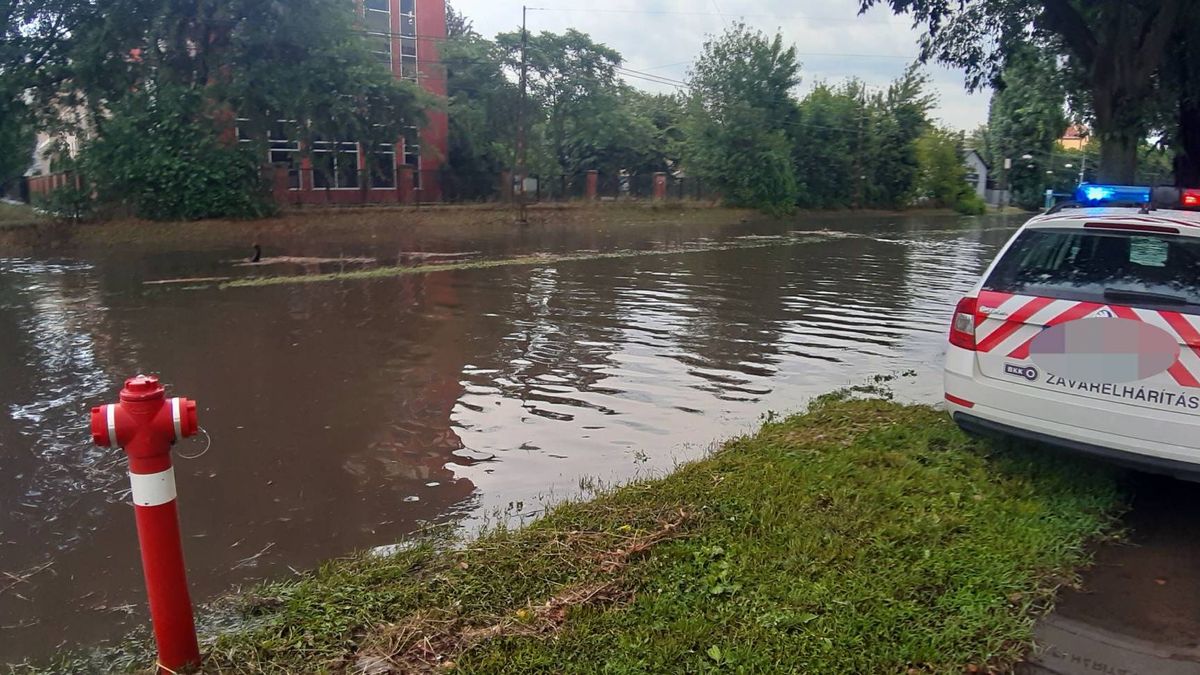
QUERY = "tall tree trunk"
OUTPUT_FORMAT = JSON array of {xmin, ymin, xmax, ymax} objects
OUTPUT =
[
  {"xmin": 1091, "ymin": 72, "xmax": 1141, "ymax": 183},
  {"xmin": 1175, "ymin": 96, "xmax": 1200, "ymax": 187},
  {"xmin": 1097, "ymin": 135, "xmax": 1138, "ymax": 183}
]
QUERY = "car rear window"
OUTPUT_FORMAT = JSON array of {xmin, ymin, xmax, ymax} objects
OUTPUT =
[{"xmin": 984, "ymin": 228, "xmax": 1200, "ymax": 313}]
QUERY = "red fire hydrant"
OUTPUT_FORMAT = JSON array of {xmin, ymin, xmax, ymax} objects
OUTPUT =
[{"xmin": 90, "ymin": 375, "xmax": 201, "ymax": 673}]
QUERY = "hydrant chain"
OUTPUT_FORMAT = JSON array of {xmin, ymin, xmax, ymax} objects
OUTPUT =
[{"xmin": 177, "ymin": 427, "xmax": 212, "ymax": 461}]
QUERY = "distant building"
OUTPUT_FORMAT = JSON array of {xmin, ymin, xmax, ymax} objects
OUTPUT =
[
  {"xmin": 1059, "ymin": 124, "xmax": 1090, "ymax": 151},
  {"xmin": 963, "ymin": 149, "xmax": 989, "ymax": 200},
  {"xmin": 30, "ymin": 0, "xmax": 451, "ymax": 205},
  {"xmin": 265, "ymin": 0, "xmax": 449, "ymax": 205}
]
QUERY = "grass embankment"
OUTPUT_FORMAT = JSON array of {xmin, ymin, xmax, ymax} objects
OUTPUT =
[
  {"xmin": 190, "ymin": 396, "xmax": 1119, "ymax": 674},
  {"xmin": 0, "ymin": 202, "xmax": 44, "ymax": 227},
  {"xmin": 0, "ymin": 202, "xmax": 756, "ymax": 252}
]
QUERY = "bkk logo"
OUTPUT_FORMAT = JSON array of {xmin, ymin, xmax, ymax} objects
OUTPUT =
[{"xmin": 1004, "ymin": 363, "xmax": 1039, "ymax": 381}]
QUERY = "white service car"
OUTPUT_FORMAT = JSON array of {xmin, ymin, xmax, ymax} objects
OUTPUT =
[{"xmin": 944, "ymin": 185, "xmax": 1200, "ymax": 479}]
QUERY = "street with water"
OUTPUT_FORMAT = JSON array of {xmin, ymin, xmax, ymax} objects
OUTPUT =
[{"xmin": 0, "ymin": 211, "xmax": 1196, "ymax": 670}]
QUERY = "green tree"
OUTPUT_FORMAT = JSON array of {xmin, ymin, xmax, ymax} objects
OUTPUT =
[
  {"xmin": 859, "ymin": 0, "xmax": 1189, "ymax": 182},
  {"xmin": 81, "ymin": 86, "xmax": 274, "ymax": 220},
  {"xmin": 443, "ymin": 24, "xmax": 519, "ymax": 199},
  {"xmin": 0, "ymin": 99, "xmax": 32, "ymax": 193},
  {"xmin": 1155, "ymin": 3, "xmax": 1200, "ymax": 186},
  {"xmin": 866, "ymin": 65, "xmax": 935, "ymax": 208},
  {"xmin": 985, "ymin": 48, "xmax": 1068, "ymax": 209},
  {"xmin": 15, "ymin": 0, "xmax": 426, "ymax": 218},
  {"xmin": 684, "ymin": 23, "xmax": 800, "ymax": 214},
  {"xmin": 915, "ymin": 126, "xmax": 985, "ymax": 214},
  {"xmin": 792, "ymin": 82, "xmax": 866, "ymax": 209},
  {"xmin": 792, "ymin": 66, "xmax": 932, "ymax": 209},
  {"xmin": 495, "ymin": 29, "xmax": 626, "ymax": 178}
]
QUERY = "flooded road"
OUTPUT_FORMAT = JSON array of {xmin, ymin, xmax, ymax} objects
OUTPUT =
[{"xmin": 0, "ymin": 213, "xmax": 1023, "ymax": 661}]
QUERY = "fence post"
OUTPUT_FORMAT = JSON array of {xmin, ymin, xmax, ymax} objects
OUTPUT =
[
  {"xmin": 398, "ymin": 166, "xmax": 414, "ymax": 205},
  {"xmin": 500, "ymin": 170, "xmax": 513, "ymax": 203},
  {"xmin": 586, "ymin": 170, "xmax": 599, "ymax": 201}
]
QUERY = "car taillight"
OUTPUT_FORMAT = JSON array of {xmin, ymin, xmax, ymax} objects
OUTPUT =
[{"xmin": 949, "ymin": 296, "xmax": 977, "ymax": 350}]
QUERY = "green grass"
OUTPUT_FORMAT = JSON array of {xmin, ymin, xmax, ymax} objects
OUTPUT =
[
  {"xmin": 178, "ymin": 396, "xmax": 1121, "ymax": 674},
  {"xmin": 0, "ymin": 202, "xmax": 43, "ymax": 226}
]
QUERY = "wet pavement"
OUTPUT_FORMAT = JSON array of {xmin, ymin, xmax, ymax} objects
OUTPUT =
[
  {"xmin": 1021, "ymin": 474, "xmax": 1200, "ymax": 675},
  {"xmin": 0, "ymin": 212, "xmax": 1195, "ymax": 667}
]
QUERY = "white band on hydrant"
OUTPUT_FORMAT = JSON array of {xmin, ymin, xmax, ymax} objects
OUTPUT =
[
  {"xmin": 106, "ymin": 404, "xmax": 118, "ymax": 448},
  {"xmin": 129, "ymin": 468, "xmax": 177, "ymax": 507},
  {"xmin": 170, "ymin": 397, "xmax": 183, "ymax": 442}
]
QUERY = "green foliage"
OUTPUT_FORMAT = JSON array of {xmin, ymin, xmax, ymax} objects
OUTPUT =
[
  {"xmin": 0, "ymin": 99, "xmax": 33, "ymax": 192},
  {"xmin": 984, "ymin": 48, "xmax": 1068, "ymax": 210},
  {"xmin": 791, "ymin": 66, "xmax": 933, "ymax": 210},
  {"xmin": 8, "ymin": 0, "xmax": 425, "ymax": 219},
  {"xmin": 915, "ymin": 126, "xmax": 983, "ymax": 214},
  {"xmin": 955, "ymin": 190, "xmax": 988, "ymax": 215},
  {"xmin": 443, "ymin": 26, "xmax": 519, "ymax": 199},
  {"xmin": 915, "ymin": 128, "xmax": 964, "ymax": 204},
  {"xmin": 32, "ymin": 180, "xmax": 93, "ymax": 222},
  {"xmin": 791, "ymin": 83, "xmax": 865, "ymax": 209},
  {"xmin": 81, "ymin": 87, "xmax": 274, "ymax": 221},
  {"xmin": 177, "ymin": 398, "xmax": 1120, "ymax": 673},
  {"xmin": 859, "ymin": 0, "xmax": 1188, "ymax": 182},
  {"xmin": 495, "ymin": 28, "xmax": 647, "ymax": 179},
  {"xmin": 684, "ymin": 23, "xmax": 800, "ymax": 214}
]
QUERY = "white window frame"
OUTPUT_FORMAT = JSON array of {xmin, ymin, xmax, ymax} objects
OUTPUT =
[
  {"xmin": 370, "ymin": 143, "xmax": 397, "ymax": 189},
  {"xmin": 399, "ymin": 0, "xmax": 417, "ymax": 81},
  {"xmin": 313, "ymin": 140, "xmax": 363, "ymax": 190},
  {"xmin": 236, "ymin": 118, "xmax": 302, "ymax": 191},
  {"xmin": 403, "ymin": 126, "xmax": 421, "ymax": 190},
  {"xmin": 364, "ymin": 0, "xmax": 393, "ymax": 69}
]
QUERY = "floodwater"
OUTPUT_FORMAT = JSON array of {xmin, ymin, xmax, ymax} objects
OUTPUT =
[{"xmin": 0, "ymin": 213, "xmax": 1024, "ymax": 662}]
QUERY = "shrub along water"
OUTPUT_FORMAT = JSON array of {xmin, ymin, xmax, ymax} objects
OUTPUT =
[{"xmin": 45, "ymin": 394, "xmax": 1112, "ymax": 674}]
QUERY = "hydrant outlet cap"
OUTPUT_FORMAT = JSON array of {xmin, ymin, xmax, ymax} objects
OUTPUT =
[
  {"xmin": 89, "ymin": 406, "xmax": 109, "ymax": 446},
  {"xmin": 121, "ymin": 375, "xmax": 165, "ymax": 402}
]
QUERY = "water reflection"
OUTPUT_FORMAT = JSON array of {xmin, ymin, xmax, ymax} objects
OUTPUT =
[{"xmin": 0, "ymin": 215, "xmax": 1017, "ymax": 661}]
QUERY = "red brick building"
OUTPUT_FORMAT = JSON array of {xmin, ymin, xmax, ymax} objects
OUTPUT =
[{"xmin": 268, "ymin": 0, "xmax": 449, "ymax": 205}]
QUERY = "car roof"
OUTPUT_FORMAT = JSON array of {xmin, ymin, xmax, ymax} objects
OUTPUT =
[{"xmin": 1025, "ymin": 207, "xmax": 1200, "ymax": 235}]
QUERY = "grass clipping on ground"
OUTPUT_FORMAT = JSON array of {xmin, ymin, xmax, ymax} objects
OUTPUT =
[{"xmin": 205, "ymin": 397, "xmax": 1119, "ymax": 674}]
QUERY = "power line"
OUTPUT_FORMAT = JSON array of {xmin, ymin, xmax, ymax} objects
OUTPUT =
[{"xmin": 525, "ymin": 6, "xmax": 901, "ymax": 23}]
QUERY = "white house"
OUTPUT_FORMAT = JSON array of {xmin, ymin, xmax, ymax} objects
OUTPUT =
[{"xmin": 963, "ymin": 149, "xmax": 989, "ymax": 200}]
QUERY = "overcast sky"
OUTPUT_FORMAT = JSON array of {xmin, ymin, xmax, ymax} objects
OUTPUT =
[{"xmin": 447, "ymin": 0, "xmax": 991, "ymax": 131}]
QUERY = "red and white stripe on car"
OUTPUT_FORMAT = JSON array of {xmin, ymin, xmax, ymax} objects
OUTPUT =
[{"xmin": 964, "ymin": 291, "xmax": 1200, "ymax": 389}]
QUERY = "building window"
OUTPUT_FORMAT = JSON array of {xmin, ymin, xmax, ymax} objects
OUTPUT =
[
  {"xmin": 399, "ymin": 0, "xmax": 417, "ymax": 81},
  {"xmin": 313, "ymin": 139, "xmax": 361, "ymax": 189},
  {"xmin": 237, "ymin": 118, "xmax": 301, "ymax": 191},
  {"xmin": 364, "ymin": 0, "xmax": 392, "ymax": 67},
  {"xmin": 371, "ymin": 144, "xmax": 396, "ymax": 188},
  {"xmin": 403, "ymin": 126, "xmax": 421, "ymax": 189},
  {"xmin": 269, "ymin": 120, "xmax": 301, "ymax": 190}
]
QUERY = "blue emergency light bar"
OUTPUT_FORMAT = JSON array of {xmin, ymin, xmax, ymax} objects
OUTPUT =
[{"xmin": 1074, "ymin": 183, "xmax": 1153, "ymax": 205}]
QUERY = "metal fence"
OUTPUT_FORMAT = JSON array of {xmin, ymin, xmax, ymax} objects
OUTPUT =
[
  {"xmin": 20, "ymin": 167, "xmax": 719, "ymax": 209},
  {"xmin": 528, "ymin": 173, "xmax": 715, "ymax": 203}
]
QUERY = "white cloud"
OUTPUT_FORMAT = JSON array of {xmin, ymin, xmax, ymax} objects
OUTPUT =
[{"xmin": 448, "ymin": 0, "xmax": 991, "ymax": 130}]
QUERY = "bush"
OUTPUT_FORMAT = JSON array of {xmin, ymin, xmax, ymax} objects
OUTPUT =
[
  {"xmin": 954, "ymin": 190, "xmax": 988, "ymax": 215},
  {"xmin": 81, "ymin": 85, "xmax": 276, "ymax": 221},
  {"xmin": 33, "ymin": 180, "xmax": 94, "ymax": 222}
]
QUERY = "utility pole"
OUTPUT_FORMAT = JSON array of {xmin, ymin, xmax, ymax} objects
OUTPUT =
[
  {"xmin": 516, "ymin": 5, "xmax": 529, "ymax": 224},
  {"xmin": 1078, "ymin": 154, "xmax": 1087, "ymax": 184}
]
